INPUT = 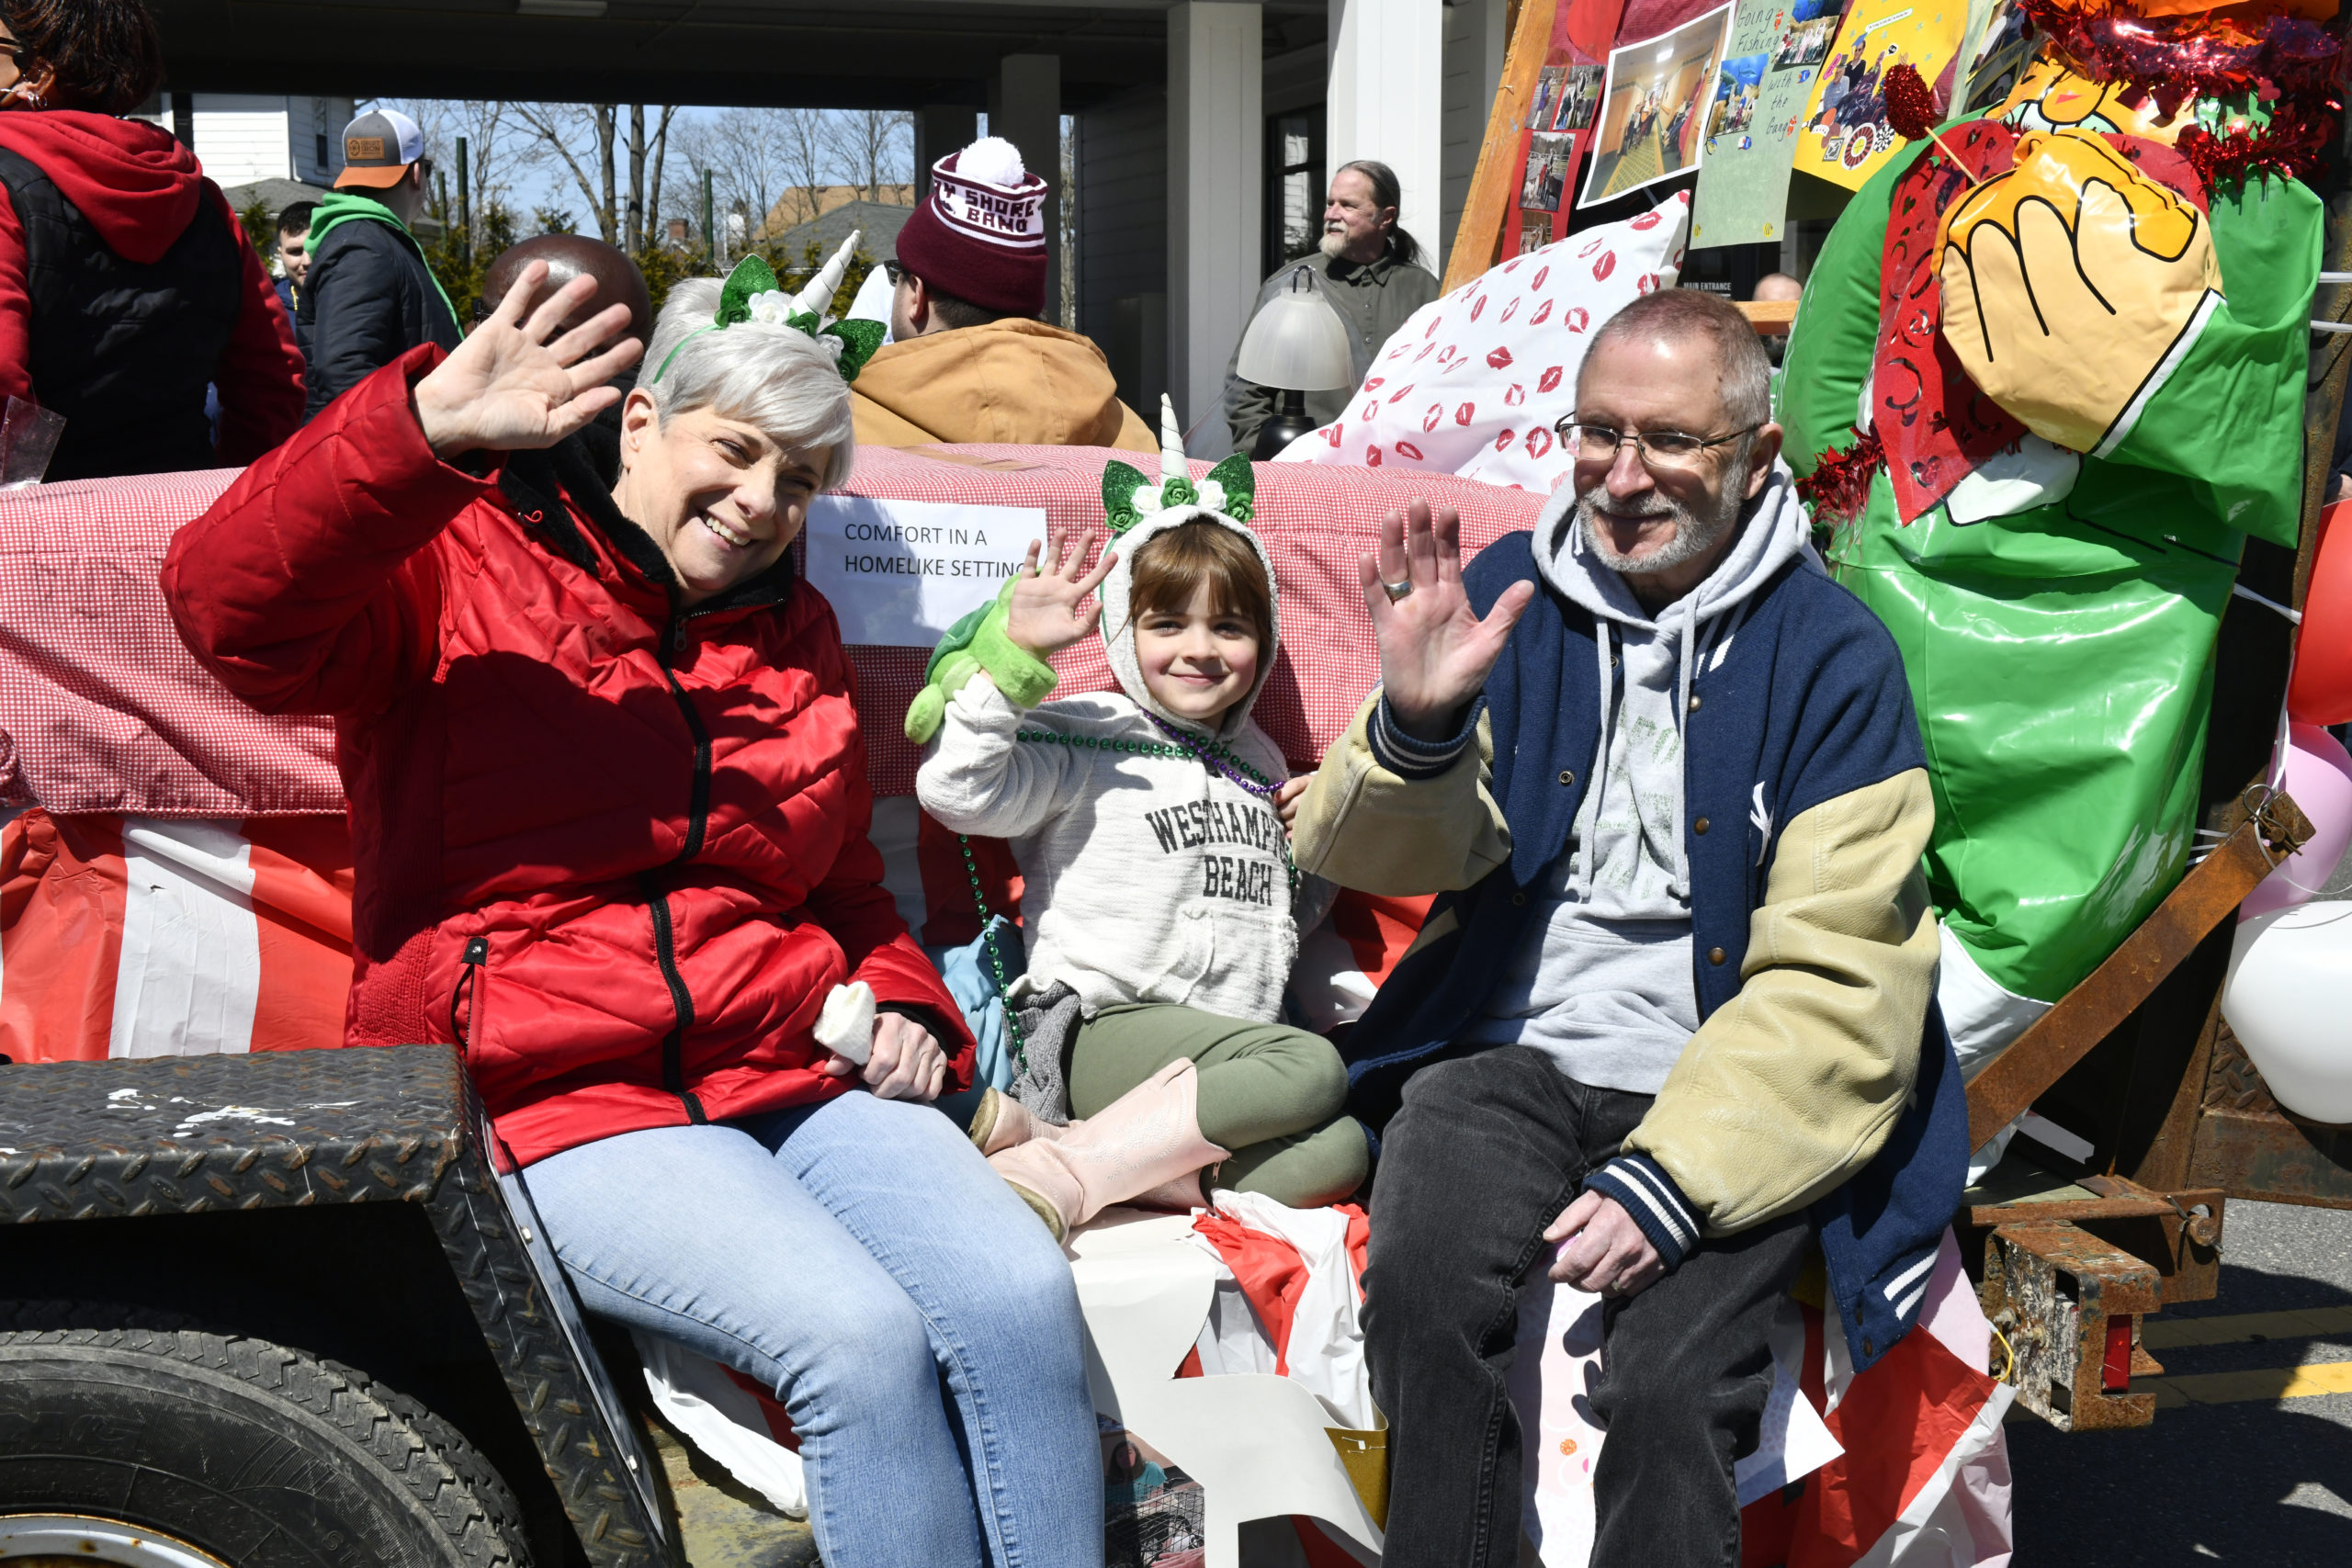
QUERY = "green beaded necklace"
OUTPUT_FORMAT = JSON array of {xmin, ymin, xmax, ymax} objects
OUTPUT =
[{"xmin": 956, "ymin": 728, "xmax": 1300, "ymax": 1075}]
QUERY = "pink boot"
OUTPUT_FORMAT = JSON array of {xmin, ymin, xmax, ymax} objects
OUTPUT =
[
  {"xmin": 989, "ymin": 1059, "xmax": 1228, "ymax": 1242},
  {"xmin": 967, "ymin": 1088, "xmax": 1073, "ymax": 1156}
]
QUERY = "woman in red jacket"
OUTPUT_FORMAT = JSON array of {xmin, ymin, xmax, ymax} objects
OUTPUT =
[
  {"xmin": 162, "ymin": 265, "xmax": 1100, "ymax": 1568},
  {"xmin": 0, "ymin": 0, "xmax": 304, "ymax": 479}
]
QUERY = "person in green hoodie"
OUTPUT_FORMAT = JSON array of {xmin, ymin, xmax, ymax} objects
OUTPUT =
[{"xmin": 300, "ymin": 107, "xmax": 460, "ymax": 420}]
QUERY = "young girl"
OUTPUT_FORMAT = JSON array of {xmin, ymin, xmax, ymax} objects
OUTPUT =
[{"xmin": 913, "ymin": 415, "xmax": 1365, "ymax": 1239}]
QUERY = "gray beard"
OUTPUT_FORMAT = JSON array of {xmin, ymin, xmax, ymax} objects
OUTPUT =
[
  {"xmin": 1318, "ymin": 229, "xmax": 1351, "ymax": 259},
  {"xmin": 1572, "ymin": 481, "xmax": 1743, "ymax": 578}
]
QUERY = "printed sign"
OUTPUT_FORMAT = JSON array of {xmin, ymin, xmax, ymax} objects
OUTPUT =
[
  {"xmin": 1578, "ymin": 5, "xmax": 1738, "ymax": 209},
  {"xmin": 805, "ymin": 496, "xmax": 1044, "ymax": 647},
  {"xmin": 1792, "ymin": 0, "xmax": 1966, "ymax": 189},
  {"xmin": 1692, "ymin": 0, "xmax": 1852, "ymax": 247}
]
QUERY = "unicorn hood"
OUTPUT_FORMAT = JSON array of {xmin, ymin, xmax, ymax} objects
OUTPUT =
[{"xmin": 1096, "ymin": 397, "xmax": 1283, "ymax": 743}]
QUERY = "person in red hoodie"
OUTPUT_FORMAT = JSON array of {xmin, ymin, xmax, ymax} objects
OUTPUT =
[
  {"xmin": 162, "ymin": 261, "xmax": 1101, "ymax": 1568},
  {"xmin": 0, "ymin": 0, "xmax": 303, "ymax": 480}
]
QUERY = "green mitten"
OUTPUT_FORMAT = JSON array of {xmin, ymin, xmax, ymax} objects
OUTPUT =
[
  {"xmin": 971, "ymin": 610, "xmax": 1057, "ymax": 709},
  {"xmin": 902, "ymin": 581, "xmax": 1057, "ymax": 742}
]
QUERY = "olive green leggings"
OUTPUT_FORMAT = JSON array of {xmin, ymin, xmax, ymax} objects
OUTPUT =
[{"xmin": 1068, "ymin": 1003, "xmax": 1368, "ymax": 1208}]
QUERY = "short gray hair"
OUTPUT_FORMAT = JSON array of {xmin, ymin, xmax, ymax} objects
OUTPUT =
[
  {"xmin": 1581, "ymin": 288, "xmax": 1773, "ymax": 430},
  {"xmin": 642, "ymin": 277, "xmax": 857, "ymax": 489}
]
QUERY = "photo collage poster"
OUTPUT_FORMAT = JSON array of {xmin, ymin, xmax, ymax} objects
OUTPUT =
[
  {"xmin": 1792, "ymin": 0, "xmax": 1967, "ymax": 188},
  {"xmin": 1500, "ymin": 0, "xmax": 1611, "ymax": 258},
  {"xmin": 1690, "ymin": 0, "xmax": 1853, "ymax": 247},
  {"xmin": 1577, "ymin": 4, "xmax": 1738, "ymax": 209}
]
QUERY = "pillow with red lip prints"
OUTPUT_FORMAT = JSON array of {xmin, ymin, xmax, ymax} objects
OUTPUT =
[{"xmin": 1274, "ymin": 190, "xmax": 1691, "ymax": 494}]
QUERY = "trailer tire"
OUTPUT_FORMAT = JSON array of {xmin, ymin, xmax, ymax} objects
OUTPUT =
[{"xmin": 0, "ymin": 1302, "xmax": 530, "ymax": 1568}]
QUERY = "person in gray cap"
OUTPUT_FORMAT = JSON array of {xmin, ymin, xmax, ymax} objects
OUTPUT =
[{"xmin": 300, "ymin": 107, "xmax": 461, "ymax": 419}]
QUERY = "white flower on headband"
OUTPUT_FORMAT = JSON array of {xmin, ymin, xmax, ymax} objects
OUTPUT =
[{"xmin": 746, "ymin": 290, "xmax": 795, "ymax": 326}]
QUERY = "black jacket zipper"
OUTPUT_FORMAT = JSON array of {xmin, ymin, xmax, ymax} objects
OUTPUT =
[
  {"xmin": 448, "ymin": 935, "xmax": 490, "ymax": 1049},
  {"xmin": 649, "ymin": 604, "xmax": 714, "ymax": 1122}
]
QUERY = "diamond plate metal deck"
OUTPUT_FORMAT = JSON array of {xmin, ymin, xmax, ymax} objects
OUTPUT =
[{"xmin": 0, "ymin": 1045, "xmax": 669, "ymax": 1566}]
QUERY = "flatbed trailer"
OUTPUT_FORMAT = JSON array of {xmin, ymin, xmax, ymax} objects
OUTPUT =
[{"xmin": 1, "ymin": 243, "xmax": 2346, "ymax": 1568}]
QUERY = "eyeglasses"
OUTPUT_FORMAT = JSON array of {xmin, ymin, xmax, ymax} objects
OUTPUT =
[
  {"xmin": 1554, "ymin": 419, "xmax": 1760, "ymax": 470},
  {"xmin": 882, "ymin": 260, "xmax": 905, "ymax": 286}
]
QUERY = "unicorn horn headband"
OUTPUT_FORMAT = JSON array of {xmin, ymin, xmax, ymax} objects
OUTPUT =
[
  {"xmin": 1101, "ymin": 393, "xmax": 1257, "ymax": 534},
  {"xmin": 650, "ymin": 231, "xmax": 887, "ymax": 385}
]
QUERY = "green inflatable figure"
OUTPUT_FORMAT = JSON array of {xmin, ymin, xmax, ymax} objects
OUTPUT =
[{"xmin": 1781, "ymin": 30, "xmax": 2324, "ymax": 1119}]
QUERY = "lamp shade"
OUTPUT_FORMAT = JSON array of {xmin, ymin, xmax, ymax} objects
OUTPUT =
[{"xmin": 1236, "ymin": 266, "xmax": 1354, "ymax": 392}]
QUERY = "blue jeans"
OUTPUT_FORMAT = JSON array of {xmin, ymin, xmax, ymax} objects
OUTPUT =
[{"xmin": 523, "ymin": 1089, "xmax": 1102, "ymax": 1568}]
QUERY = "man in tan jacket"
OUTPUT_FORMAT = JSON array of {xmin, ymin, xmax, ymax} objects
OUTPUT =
[{"xmin": 856, "ymin": 134, "xmax": 1152, "ymax": 452}]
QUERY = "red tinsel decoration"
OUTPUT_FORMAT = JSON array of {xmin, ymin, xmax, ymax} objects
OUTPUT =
[
  {"xmin": 1797, "ymin": 429, "xmax": 1887, "ymax": 525},
  {"xmin": 1883, "ymin": 63, "xmax": 1945, "ymax": 142},
  {"xmin": 1999, "ymin": 1, "xmax": 2346, "ymax": 186},
  {"xmin": 2176, "ymin": 105, "xmax": 2337, "ymax": 185},
  {"xmin": 2011, "ymin": 0, "xmax": 2344, "ymax": 119}
]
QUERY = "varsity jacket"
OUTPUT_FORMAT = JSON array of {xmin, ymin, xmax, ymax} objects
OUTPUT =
[{"xmin": 1294, "ymin": 508, "xmax": 1967, "ymax": 1372}]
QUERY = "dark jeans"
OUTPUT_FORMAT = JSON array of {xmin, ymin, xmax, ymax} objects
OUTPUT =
[{"xmin": 1363, "ymin": 1045, "xmax": 1810, "ymax": 1568}]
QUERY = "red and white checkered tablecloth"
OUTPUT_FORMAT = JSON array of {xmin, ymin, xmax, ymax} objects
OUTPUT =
[{"xmin": 0, "ymin": 446, "xmax": 1547, "ymax": 814}]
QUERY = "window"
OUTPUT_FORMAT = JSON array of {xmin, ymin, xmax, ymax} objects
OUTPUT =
[{"xmin": 1265, "ymin": 110, "xmax": 1323, "ymax": 276}]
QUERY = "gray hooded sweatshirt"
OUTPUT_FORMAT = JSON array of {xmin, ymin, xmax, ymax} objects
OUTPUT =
[
  {"xmin": 916, "ymin": 502, "xmax": 1322, "ymax": 1022},
  {"xmin": 1461, "ymin": 463, "xmax": 1814, "ymax": 1092}
]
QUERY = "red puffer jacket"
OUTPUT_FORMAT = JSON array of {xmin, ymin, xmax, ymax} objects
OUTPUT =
[{"xmin": 162, "ymin": 348, "xmax": 974, "ymax": 1165}]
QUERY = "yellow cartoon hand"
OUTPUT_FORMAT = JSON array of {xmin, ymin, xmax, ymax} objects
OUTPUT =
[{"xmin": 1939, "ymin": 130, "xmax": 2222, "ymax": 454}]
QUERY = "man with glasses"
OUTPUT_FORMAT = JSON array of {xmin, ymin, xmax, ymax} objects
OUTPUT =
[
  {"xmin": 300, "ymin": 107, "xmax": 461, "ymax": 420},
  {"xmin": 1294, "ymin": 288, "xmax": 1964, "ymax": 1567}
]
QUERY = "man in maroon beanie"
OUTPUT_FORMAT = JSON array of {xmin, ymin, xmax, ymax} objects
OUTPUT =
[{"xmin": 853, "ymin": 134, "xmax": 1151, "ymax": 452}]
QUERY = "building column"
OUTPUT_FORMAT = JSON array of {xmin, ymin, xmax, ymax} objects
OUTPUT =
[
  {"xmin": 1440, "ymin": 0, "xmax": 1510, "ymax": 265},
  {"xmin": 1328, "ymin": 0, "xmax": 1444, "ymax": 268},
  {"xmin": 1167, "ymin": 2, "xmax": 1263, "ymax": 456},
  {"xmin": 992, "ymin": 53, "xmax": 1064, "ymax": 323},
  {"xmin": 915, "ymin": 106, "xmax": 979, "ymax": 199}
]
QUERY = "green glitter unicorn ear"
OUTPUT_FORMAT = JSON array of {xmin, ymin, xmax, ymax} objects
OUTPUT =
[
  {"xmin": 714, "ymin": 254, "xmax": 782, "ymax": 327},
  {"xmin": 1204, "ymin": 454, "xmax": 1255, "ymax": 525},
  {"xmin": 1102, "ymin": 460, "xmax": 1154, "ymax": 536}
]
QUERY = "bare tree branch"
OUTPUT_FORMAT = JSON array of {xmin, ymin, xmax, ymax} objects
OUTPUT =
[
  {"xmin": 511, "ymin": 102, "xmax": 616, "ymax": 243},
  {"xmin": 822, "ymin": 109, "xmax": 913, "ymax": 203},
  {"xmin": 646, "ymin": 105, "xmax": 680, "ymax": 252}
]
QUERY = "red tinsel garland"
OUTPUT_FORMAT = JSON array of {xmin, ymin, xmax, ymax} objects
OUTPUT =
[
  {"xmin": 1797, "ymin": 430, "xmax": 1887, "ymax": 525},
  {"xmin": 2176, "ymin": 107, "xmax": 2336, "ymax": 185},
  {"xmin": 2005, "ymin": 0, "xmax": 2344, "ymax": 182},
  {"xmin": 2011, "ymin": 0, "xmax": 2344, "ymax": 117}
]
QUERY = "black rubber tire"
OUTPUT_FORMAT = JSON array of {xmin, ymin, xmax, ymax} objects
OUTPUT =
[{"xmin": 0, "ymin": 1301, "xmax": 531, "ymax": 1568}]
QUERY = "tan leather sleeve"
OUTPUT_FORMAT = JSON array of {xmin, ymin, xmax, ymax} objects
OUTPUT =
[
  {"xmin": 1623, "ymin": 768, "xmax": 1939, "ymax": 1235},
  {"xmin": 1292, "ymin": 694, "xmax": 1512, "ymax": 896}
]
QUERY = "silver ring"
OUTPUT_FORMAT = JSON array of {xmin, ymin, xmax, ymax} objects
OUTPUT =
[{"xmin": 1381, "ymin": 578, "xmax": 1414, "ymax": 604}]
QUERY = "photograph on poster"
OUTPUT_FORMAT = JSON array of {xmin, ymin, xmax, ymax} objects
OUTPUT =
[
  {"xmin": 1708, "ymin": 53, "xmax": 1767, "ymax": 141},
  {"xmin": 1518, "ymin": 212, "xmax": 1555, "ymax": 253},
  {"xmin": 1532, "ymin": 64, "xmax": 1572, "ymax": 129},
  {"xmin": 1580, "ymin": 4, "xmax": 1736, "ymax": 206},
  {"xmin": 1775, "ymin": 13, "xmax": 1843, "ymax": 70},
  {"xmin": 1521, "ymin": 131, "xmax": 1577, "ymax": 210},
  {"xmin": 1551, "ymin": 63, "xmax": 1606, "ymax": 130}
]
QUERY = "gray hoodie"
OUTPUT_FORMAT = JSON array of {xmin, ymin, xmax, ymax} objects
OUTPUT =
[
  {"xmin": 916, "ymin": 502, "xmax": 1323, "ymax": 1021},
  {"xmin": 1461, "ymin": 462, "xmax": 1815, "ymax": 1092}
]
